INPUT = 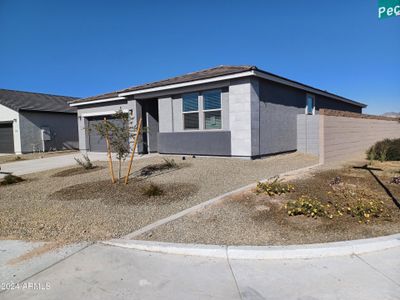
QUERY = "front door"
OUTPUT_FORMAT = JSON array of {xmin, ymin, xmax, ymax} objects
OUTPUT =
[{"xmin": 139, "ymin": 99, "xmax": 159, "ymax": 154}]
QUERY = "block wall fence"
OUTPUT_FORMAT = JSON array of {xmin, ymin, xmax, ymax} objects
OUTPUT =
[{"xmin": 297, "ymin": 109, "xmax": 400, "ymax": 164}]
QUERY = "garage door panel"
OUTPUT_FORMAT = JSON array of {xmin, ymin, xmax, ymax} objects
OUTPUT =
[
  {"xmin": 87, "ymin": 117, "xmax": 128, "ymax": 152},
  {"xmin": 0, "ymin": 123, "xmax": 14, "ymax": 153}
]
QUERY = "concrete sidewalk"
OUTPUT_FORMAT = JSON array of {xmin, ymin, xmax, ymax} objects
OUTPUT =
[
  {"xmin": 0, "ymin": 152, "xmax": 153, "ymax": 177},
  {"xmin": 0, "ymin": 153, "xmax": 80, "ymax": 177},
  {"xmin": 2, "ymin": 244, "xmax": 399, "ymax": 300}
]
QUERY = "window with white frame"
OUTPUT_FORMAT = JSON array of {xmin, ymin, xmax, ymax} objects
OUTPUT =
[
  {"xmin": 182, "ymin": 93, "xmax": 199, "ymax": 129},
  {"xmin": 306, "ymin": 94, "xmax": 315, "ymax": 115},
  {"xmin": 182, "ymin": 90, "xmax": 222, "ymax": 130},
  {"xmin": 203, "ymin": 90, "xmax": 222, "ymax": 129}
]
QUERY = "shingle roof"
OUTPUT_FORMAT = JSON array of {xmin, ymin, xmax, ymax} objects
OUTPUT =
[
  {"xmin": 72, "ymin": 66, "xmax": 255, "ymax": 104},
  {"xmin": 71, "ymin": 65, "xmax": 366, "ymax": 108},
  {"xmin": 0, "ymin": 89, "xmax": 78, "ymax": 113},
  {"xmin": 120, "ymin": 65, "xmax": 255, "ymax": 93}
]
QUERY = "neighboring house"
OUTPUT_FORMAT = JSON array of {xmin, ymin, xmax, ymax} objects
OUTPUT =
[
  {"xmin": 0, "ymin": 89, "xmax": 79, "ymax": 154},
  {"xmin": 70, "ymin": 65, "xmax": 366, "ymax": 159}
]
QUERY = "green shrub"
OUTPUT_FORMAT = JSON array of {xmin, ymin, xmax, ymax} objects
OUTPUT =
[
  {"xmin": 142, "ymin": 183, "xmax": 164, "ymax": 197},
  {"xmin": 1, "ymin": 174, "xmax": 24, "ymax": 185},
  {"xmin": 344, "ymin": 199, "xmax": 387, "ymax": 223},
  {"xmin": 74, "ymin": 154, "xmax": 94, "ymax": 170},
  {"xmin": 256, "ymin": 178, "xmax": 295, "ymax": 196},
  {"xmin": 286, "ymin": 196, "xmax": 332, "ymax": 219},
  {"xmin": 366, "ymin": 139, "xmax": 400, "ymax": 162}
]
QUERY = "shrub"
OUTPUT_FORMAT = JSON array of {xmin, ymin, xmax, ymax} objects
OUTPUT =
[
  {"xmin": 1, "ymin": 174, "xmax": 24, "ymax": 185},
  {"xmin": 74, "ymin": 154, "xmax": 94, "ymax": 170},
  {"xmin": 286, "ymin": 196, "xmax": 332, "ymax": 219},
  {"xmin": 256, "ymin": 178, "xmax": 295, "ymax": 196},
  {"xmin": 142, "ymin": 183, "xmax": 164, "ymax": 197},
  {"xmin": 140, "ymin": 159, "xmax": 178, "ymax": 176},
  {"xmin": 344, "ymin": 199, "xmax": 387, "ymax": 223},
  {"xmin": 390, "ymin": 177, "xmax": 400, "ymax": 185},
  {"xmin": 163, "ymin": 158, "xmax": 177, "ymax": 168},
  {"xmin": 366, "ymin": 139, "xmax": 400, "ymax": 162}
]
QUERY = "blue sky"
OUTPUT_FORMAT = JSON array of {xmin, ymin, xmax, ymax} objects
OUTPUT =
[{"xmin": 0, "ymin": 0, "xmax": 399, "ymax": 114}]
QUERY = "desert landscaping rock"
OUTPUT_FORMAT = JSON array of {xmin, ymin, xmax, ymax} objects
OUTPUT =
[
  {"xmin": 51, "ymin": 166, "xmax": 105, "ymax": 178},
  {"xmin": 0, "ymin": 153, "xmax": 317, "ymax": 243},
  {"xmin": 139, "ymin": 161, "xmax": 400, "ymax": 246}
]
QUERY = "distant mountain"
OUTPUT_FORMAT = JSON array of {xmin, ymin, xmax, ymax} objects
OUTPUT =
[{"xmin": 382, "ymin": 112, "xmax": 400, "ymax": 118}]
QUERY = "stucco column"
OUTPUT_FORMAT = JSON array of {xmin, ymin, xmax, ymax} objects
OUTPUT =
[
  {"xmin": 77, "ymin": 114, "xmax": 89, "ymax": 151},
  {"xmin": 229, "ymin": 77, "xmax": 260, "ymax": 157}
]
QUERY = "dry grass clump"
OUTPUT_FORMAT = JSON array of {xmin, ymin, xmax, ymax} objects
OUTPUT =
[
  {"xmin": 139, "ymin": 158, "xmax": 178, "ymax": 177},
  {"xmin": 142, "ymin": 183, "xmax": 164, "ymax": 197},
  {"xmin": 0, "ymin": 174, "xmax": 24, "ymax": 186},
  {"xmin": 74, "ymin": 154, "xmax": 94, "ymax": 170}
]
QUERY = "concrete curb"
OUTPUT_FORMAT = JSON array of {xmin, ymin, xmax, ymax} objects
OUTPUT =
[
  {"xmin": 123, "ymin": 162, "xmax": 322, "ymax": 239},
  {"xmin": 103, "ymin": 233, "xmax": 400, "ymax": 260},
  {"xmin": 103, "ymin": 239, "xmax": 228, "ymax": 258}
]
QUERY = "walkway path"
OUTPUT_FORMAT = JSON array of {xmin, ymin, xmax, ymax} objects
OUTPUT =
[
  {"xmin": 0, "ymin": 152, "xmax": 152, "ymax": 177},
  {"xmin": 2, "ymin": 243, "xmax": 399, "ymax": 299}
]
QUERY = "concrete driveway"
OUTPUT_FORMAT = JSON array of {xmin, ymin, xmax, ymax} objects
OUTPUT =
[
  {"xmin": 1, "ymin": 243, "xmax": 399, "ymax": 300},
  {"xmin": 0, "ymin": 152, "xmax": 152, "ymax": 177}
]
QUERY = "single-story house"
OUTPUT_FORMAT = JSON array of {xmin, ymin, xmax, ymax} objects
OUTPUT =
[
  {"xmin": 0, "ymin": 89, "xmax": 79, "ymax": 154},
  {"xmin": 70, "ymin": 65, "xmax": 367, "ymax": 159}
]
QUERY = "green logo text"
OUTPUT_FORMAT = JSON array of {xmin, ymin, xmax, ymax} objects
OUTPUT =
[{"xmin": 378, "ymin": 0, "xmax": 400, "ymax": 19}]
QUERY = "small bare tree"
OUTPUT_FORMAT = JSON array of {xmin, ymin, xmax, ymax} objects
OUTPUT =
[{"xmin": 92, "ymin": 110, "xmax": 137, "ymax": 183}]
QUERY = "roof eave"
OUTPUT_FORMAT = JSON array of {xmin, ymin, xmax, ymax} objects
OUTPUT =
[
  {"xmin": 70, "ymin": 96, "xmax": 126, "ymax": 107},
  {"xmin": 117, "ymin": 71, "xmax": 255, "ymax": 97},
  {"xmin": 70, "ymin": 69, "xmax": 367, "ymax": 108}
]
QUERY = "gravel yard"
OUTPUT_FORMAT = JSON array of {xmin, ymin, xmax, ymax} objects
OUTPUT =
[
  {"xmin": 139, "ymin": 161, "xmax": 400, "ymax": 246},
  {"xmin": 0, "ymin": 153, "xmax": 317, "ymax": 242}
]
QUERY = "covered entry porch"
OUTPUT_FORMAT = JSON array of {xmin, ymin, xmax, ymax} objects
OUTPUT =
[{"xmin": 77, "ymin": 98, "xmax": 159, "ymax": 155}]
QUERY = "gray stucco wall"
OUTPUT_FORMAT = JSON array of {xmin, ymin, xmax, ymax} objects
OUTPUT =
[
  {"xmin": 76, "ymin": 100, "xmax": 135, "ymax": 151},
  {"xmin": 258, "ymin": 78, "xmax": 363, "ymax": 156},
  {"xmin": 158, "ymin": 131, "xmax": 231, "ymax": 156},
  {"xmin": 258, "ymin": 79, "xmax": 304, "ymax": 155},
  {"xmin": 19, "ymin": 111, "xmax": 78, "ymax": 152}
]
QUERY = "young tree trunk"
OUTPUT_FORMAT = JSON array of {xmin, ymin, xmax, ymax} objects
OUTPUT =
[{"xmin": 118, "ymin": 159, "xmax": 122, "ymax": 183}]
